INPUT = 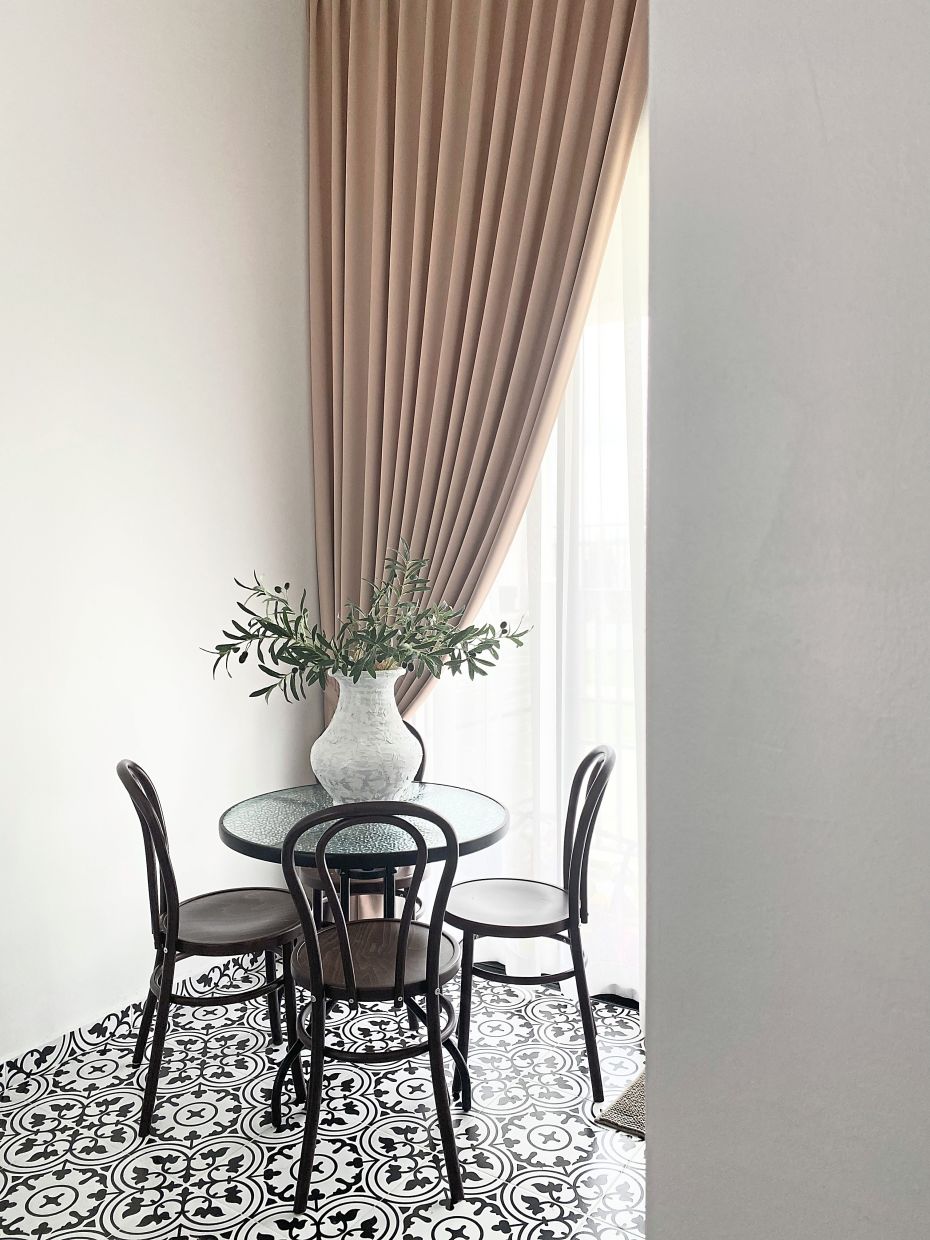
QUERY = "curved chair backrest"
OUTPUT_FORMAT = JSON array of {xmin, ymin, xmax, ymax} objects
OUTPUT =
[
  {"xmin": 117, "ymin": 759, "xmax": 179, "ymax": 950},
  {"xmin": 561, "ymin": 746, "xmax": 616, "ymax": 924},
  {"xmin": 281, "ymin": 801, "xmax": 457, "ymax": 1007},
  {"xmin": 404, "ymin": 721, "xmax": 427, "ymax": 781}
]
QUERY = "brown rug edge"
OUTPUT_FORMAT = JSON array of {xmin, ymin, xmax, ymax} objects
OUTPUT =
[{"xmin": 596, "ymin": 1068, "xmax": 645, "ymax": 1140}]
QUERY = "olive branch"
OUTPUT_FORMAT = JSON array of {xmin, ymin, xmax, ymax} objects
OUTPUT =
[{"xmin": 206, "ymin": 542, "xmax": 527, "ymax": 702}]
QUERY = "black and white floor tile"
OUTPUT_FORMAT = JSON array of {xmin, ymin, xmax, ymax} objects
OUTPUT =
[{"xmin": 0, "ymin": 958, "xmax": 645, "ymax": 1239}]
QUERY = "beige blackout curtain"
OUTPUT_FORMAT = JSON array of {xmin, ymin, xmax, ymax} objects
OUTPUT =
[{"xmin": 308, "ymin": 0, "xmax": 647, "ymax": 714}]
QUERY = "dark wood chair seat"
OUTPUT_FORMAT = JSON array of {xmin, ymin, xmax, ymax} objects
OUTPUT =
[
  {"xmin": 169, "ymin": 887, "xmax": 302, "ymax": 955},
  {"xmin": 445, "ymin": 878, "xmax": 570, "ymax": 937},
  {"xmin": 291, "ymin": 919, "xmax": 460, "ymax": 1001}
]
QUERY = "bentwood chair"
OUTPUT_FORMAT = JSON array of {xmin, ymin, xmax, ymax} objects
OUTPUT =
[
  {"xmin": 273, "ymin": 801, "xmax": 468, "ymax": 1212},
  {"xmin": 117, "ymin": 760, "xmax": 303, "ymax": 1137},
  {"xmin": 299, "ymin": 722, "xmax": 427, "ymax": 922},
  {"xmin": 444, "ymin": 745, "xmax": 616, "ymax": 1102}
]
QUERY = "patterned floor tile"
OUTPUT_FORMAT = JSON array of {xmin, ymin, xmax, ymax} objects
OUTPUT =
[{"xmin": 0, "ymin": 959, "xmax": 644, "ymax": 1239}]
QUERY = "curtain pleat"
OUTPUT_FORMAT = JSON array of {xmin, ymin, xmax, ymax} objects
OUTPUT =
[{"xmin": 308, "ymin": 0, "xmax": 647, "ymax": 714}]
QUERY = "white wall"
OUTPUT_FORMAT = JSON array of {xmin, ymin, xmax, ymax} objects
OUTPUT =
[
  {"xmin": 0, "ymin": 2, "xmax": 320, "ymax": 1061},
  {"xmin": 648, "ymin": 2, "xmax": 930, "ymax": 1237}
]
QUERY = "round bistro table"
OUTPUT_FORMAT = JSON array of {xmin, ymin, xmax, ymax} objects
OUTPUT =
[{"xmin": 219, "ymin": 781, "xmax": 509, "ymax": 918}]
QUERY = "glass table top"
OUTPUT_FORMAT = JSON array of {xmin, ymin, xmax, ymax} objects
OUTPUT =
[{"xmin": 219, "ymin": 781, "xmax": 509, "ymax": 867}]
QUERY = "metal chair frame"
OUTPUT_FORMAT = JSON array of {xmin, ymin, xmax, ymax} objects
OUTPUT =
[
  {"xmin": 117, "ymin": 760, "xmax": 301, "ymax": 1137},
  {"xmin": 447, "ymin": 745, "xmax": 616, "ymax": 1103},
  {"xmin": 274, "ymin": 800, "xmax": 467, "ymax": 1212}
]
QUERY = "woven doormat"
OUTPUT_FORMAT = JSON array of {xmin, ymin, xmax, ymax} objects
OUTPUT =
[{"xmin": 596, "ymin": 1069, "xmax": 645, "ymax": 1139}]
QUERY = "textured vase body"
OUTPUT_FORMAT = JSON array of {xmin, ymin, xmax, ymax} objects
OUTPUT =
[{"xmin": 310, "ymin": 670, "xmax": 421, "ymax": 803}]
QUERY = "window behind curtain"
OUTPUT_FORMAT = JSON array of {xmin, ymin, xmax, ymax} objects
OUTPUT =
[{"xmin": 414, "ymin": 119, "xmax": 648, "ymax": 1000}]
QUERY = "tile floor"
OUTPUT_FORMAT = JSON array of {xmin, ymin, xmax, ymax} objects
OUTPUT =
[{"xmin": 0, "ymin": 957, "xmax": 644, "ymax": 1239}]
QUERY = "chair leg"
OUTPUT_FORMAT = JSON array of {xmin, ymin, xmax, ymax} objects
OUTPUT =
[
  {"xmin": 426, "ymin": 990, "xmax": 464, "ymax": 1205},
  {"xmin": 405, "ymin": 996, "xmax": 420, "ymax": 1033},
  {"xmin": 382, "ymin": 867, "xmax": 396, "ymax": 919},
  {"xmin": 339, "ymin": 870, "xmax": 351, "ymax": 922},
  {"xmin": 264, "ymin": 949, "xmax": 283, "ymax": 1046},
  {"xmin": 133, "ymin": 987, "xmax": 156, "ymax": 1067},
  {"xmin": 293, "ymin": 1003, "xmax": 326, "ymax": 1214},
  {"xmin": 312, "ymin": 887, "xmax": 323, "ymax": 925},
  {"xmin": 281, "ymin": 944, "xmax": 305, "ymax": 1105},
  {"xmin": 568, "ymin": 924, "xmax": 604, "ymax": 1103},
  {"xmin": 139, "ymin": 950, "xmax": 175, "ymax": 1138},
  {"xmin": 452, "ymin": 931, "xmax": 473, "ymax": 1101},
  {"xmin": 271, "ymin": 1040, "xmax": 303, "ymax": 1130},
  {"xmin": 443, "ymin": 1037, "xmax": 472, "ymax": 1113}
]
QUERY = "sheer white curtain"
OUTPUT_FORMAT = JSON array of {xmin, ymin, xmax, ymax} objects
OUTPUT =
[{"xmin": 414, "ymin": 121, "xmax": 648, "ymax": 1001}]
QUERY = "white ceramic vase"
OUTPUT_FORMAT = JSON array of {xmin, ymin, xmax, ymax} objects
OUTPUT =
[{"xmin": 310, "ymin": 669, "xmax": 421, "ymax": 803}]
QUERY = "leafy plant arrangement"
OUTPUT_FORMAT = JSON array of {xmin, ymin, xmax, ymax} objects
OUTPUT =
[{"xmin": 207, "ymin": 542, "xmax": 527, "ymax": 702}]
